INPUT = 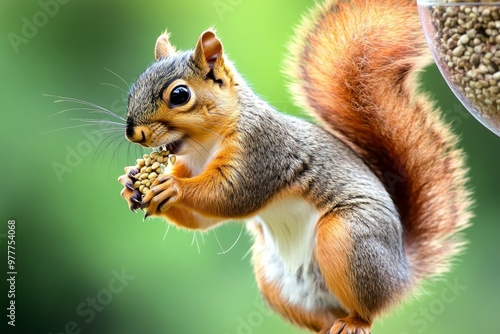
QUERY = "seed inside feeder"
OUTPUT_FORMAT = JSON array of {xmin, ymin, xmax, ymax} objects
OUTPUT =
[{"xmin": 424, "ymin": 1, "xmax": 500, "ymax": 128}]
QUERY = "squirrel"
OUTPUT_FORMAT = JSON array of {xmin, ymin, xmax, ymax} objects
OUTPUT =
[{"xmin": 117, "ymin": 0, "xmax": 472, "ymax": 333}]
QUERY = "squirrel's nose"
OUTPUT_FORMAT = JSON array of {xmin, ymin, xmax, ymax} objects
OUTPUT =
[
  {"xmin": 125, "ymin": 120, "xmax": 136, "ymax": 140},
  {"xmin": 125, "ymin": 121, "xmax": 152, "ymax": 146}
]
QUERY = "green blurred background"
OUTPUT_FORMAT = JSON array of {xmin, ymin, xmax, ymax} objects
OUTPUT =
[{"xmin": 0, "ymin": 0, "xmax": 499, "ymax": 333}]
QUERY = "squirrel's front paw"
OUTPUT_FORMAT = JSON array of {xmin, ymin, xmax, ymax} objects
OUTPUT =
[
  {"xmin": 142, "ymin": 174, "xmax": 179, "ymax": 219},
  {"xmin": 118, "ymin": 166, "xmax": 142, "ymax": 212}
]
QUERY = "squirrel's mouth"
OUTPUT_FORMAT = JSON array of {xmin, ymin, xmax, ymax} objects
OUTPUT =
[{"xmin": 160, "ymin": 138, "xmax": 184, "ymax": 155}]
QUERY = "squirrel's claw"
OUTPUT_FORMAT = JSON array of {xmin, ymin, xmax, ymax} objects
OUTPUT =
[
  {"xmin": 328, "ymin": 318, "xmax": 372, "ymax": 334},
  {"xmin": 130, "ymin": 194, "xmax": 142, "ymax": 211},
  {"xmin": 127, "ymin": 193, "xmax": 141, "ymax": 212},
  {"xmin": 119, "ymin": 166, "xmax": 144, "ymax": 213},
  {"xmin": 127, "ymin": 167, "xmax": 139, "ymax": 178},
  {"xmin": 130, "ymin": 196, "xmax": 141, "ymax": 206}
]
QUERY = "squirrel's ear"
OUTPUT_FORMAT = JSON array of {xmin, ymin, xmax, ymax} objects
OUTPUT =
[
  {"xmin": 155, "ymin": 31, "xmax": 176, "ymax": 60},
  {"xmin": 194, "ymin": 30, "xmax": 224, "ymax": 72}
]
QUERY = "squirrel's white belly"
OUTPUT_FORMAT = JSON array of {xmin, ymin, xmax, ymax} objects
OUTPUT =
[{"xmin": 252, "ymin": 195, "xmax": 342, "ymax": 312}]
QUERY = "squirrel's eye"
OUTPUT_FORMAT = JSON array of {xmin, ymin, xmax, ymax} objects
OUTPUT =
[{"xmin": 169, "ymin": 85, "xmax": 191, "ymax": 107}]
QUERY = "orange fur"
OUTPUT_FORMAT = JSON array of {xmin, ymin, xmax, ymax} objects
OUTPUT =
[
  {"xmin": 147, "ymin": 159, "xmax": 232, "ymax": 230},
  {"xmin": 158, "ymin": 161, "xmax": 200, "ymax": 228},
  {"xmin": 162, "ymin": 207, "xmax": 202, "ymax": 229},
  {"xmin": 175, "ymin": 132, "xmax": 245, "ymax": 218},
  {"xmin": 315, "ymin": 214, "xmax": 367, "ymax": 319}
]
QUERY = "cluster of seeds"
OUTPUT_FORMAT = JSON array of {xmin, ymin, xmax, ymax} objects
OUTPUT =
[
  {"xmin": 427, "ymin": 1, "xmax": 500, "ymax": 123},
  {"xmin": 132, "ymin": 150, "xmax": 176, "ymax": 196}
]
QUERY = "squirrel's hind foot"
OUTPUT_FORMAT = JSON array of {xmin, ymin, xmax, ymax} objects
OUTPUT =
[{"xmin": 325, "ymin": 315, "xmax": 372, "ymax": 334}]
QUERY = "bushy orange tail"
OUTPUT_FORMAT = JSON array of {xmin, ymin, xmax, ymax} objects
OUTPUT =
[{"xmin": 287, "ymin": 0, "xmax": 472, "ymax": 283}]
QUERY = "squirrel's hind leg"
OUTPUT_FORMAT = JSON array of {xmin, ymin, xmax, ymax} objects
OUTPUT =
[
  {"xmin": 315, "ymin": 213, "xmax": 373, "ymax": 333},
  {"xmin": 315, "ymin": 211, "xmax": 410, "ymax": 334}
]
